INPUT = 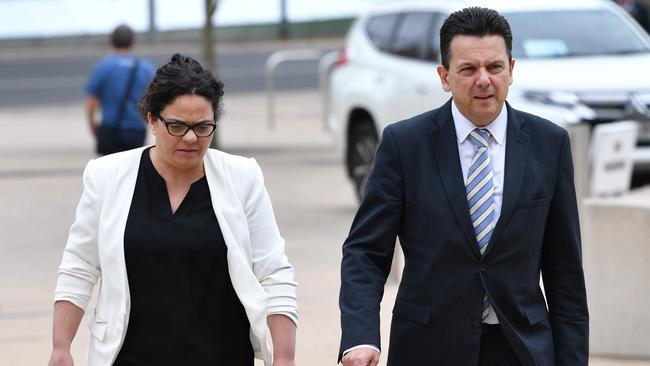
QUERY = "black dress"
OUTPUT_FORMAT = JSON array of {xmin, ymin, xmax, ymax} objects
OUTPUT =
[{"xmin": 113, "ymin": 148, "xmax": 254, "ymax": 365}]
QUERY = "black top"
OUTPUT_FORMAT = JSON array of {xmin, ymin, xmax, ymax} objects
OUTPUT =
[{"xmin": 114, "ymin": 148, "xmax": 254, "ymax": 365}]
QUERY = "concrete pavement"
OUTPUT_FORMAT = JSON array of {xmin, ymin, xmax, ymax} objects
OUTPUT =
[{"xmin": 0, "ymin": 91, "xmax": 648, "ymax": 365}]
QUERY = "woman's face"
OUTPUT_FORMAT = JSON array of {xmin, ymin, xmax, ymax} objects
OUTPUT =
[{"xmin": 148, "ymin": 94, "xmax": 215, "ymax": 173}]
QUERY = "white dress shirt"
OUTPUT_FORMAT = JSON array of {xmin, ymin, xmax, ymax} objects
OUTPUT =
[
  {"xmin": 344, "ymin": 101, "xmax": 509, "ymax": 356},
  {"xmin": 452, "ymin": 99, "xmax": 507, "ymax": 325}
]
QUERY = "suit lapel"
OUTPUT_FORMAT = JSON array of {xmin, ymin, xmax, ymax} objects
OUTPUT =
[
  {"xmin": 430, "ymin": 100, "xmax": 481, "ymax": 259},
  {"xmin": 484, "ymin": 104, "xmax": 530, "ymax": 257}
]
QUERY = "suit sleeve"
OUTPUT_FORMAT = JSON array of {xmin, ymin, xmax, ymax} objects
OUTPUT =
[
  {"xmin": 541, "ymin": 131, "xmax": 589, "ymax": 365},
  {"xmin": 339, "ymin": 126, "xmax": 403, "ymax": 360}
]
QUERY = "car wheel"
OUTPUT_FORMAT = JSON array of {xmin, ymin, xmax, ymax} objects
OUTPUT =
[{"xmin": 347, "ymin": 121, "xmax": 379, "ymax": 201}]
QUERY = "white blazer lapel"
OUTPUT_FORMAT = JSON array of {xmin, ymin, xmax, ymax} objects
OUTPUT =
[{"xmin": 204, "ymin": 150, "xmax": 272, "ymax": 365}]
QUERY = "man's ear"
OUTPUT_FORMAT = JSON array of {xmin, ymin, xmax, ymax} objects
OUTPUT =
[{"xmin": 437, "ymin": 65, "xmax": 451, "ymax": 92}]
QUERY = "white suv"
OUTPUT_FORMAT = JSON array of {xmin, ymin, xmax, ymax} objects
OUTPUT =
[{"xmin": 328, "ymin": 0, "xmax": 650, "ymax": 198}]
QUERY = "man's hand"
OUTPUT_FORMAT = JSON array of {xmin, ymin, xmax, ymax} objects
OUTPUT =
[{"xmin": 342, "ymin": 348, "xmax": 380, "ymax": 366}]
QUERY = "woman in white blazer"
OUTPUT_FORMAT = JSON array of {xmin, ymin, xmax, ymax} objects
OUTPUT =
[{"xmin": 48, "ymin": 54, "xmax": 297, "ymax": 366}]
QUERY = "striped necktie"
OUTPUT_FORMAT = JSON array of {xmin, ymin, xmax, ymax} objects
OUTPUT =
[{"xmin": 466, "ymin": 128, "xmax": 495, "ymax": 321}]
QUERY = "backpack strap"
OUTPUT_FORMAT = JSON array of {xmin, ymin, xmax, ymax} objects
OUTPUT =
[{"xmin": 114, "ymin": 58, "xmax": 140, "ymax": 129}]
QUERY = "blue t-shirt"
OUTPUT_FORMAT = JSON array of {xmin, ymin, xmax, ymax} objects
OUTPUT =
[{"xmin": 84, "ymin": 54, "xmax": 155, "ymax": 130}]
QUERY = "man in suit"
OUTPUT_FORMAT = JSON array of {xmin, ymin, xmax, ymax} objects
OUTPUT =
[{"xmin": 339, "ymin": 7, "xmax": 588, "ymax": 366}]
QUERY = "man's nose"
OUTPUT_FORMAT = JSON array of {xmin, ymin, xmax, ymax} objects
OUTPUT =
[{"xmin": 475, "ymin": 68, "xmax": 491, "ymax": 88}]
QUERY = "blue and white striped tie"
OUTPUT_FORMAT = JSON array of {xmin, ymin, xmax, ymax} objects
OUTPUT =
[{"xmin": 466, "ymin": 128, "xmax": 495, "ymax": 321}]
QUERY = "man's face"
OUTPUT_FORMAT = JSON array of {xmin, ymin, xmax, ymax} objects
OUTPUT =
[{"xmin": 437, "ymin": 35, "xmax": 515, "ymax": 127}]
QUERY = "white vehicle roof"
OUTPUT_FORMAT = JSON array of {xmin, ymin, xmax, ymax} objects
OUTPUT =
[{"xmin": 362, "ymin": 0, "xmax": 615, "ymax": 17}]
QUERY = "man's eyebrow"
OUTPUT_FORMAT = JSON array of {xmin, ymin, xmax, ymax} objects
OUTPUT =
[
  {"xmin": 457, "ymin": 61, "xmax": 474, "ymax": 67},
  {"xmin": 456, "ymin": 60, "xmax": 506, "ymax": 68}
]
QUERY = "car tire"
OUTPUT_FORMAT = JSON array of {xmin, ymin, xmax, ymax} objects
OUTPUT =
[{"xmin": 347, "ymin": 121, "xmax": 379, "ymax": 201}]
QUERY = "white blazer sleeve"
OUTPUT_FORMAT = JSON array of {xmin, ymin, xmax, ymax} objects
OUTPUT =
[
  {"xmin": 245, "ymin": 158, "xmax": 298, "ymax": 325},
  {"xmin": 54, "ymin": 159, "xmax": 102, "ymax": 311}
]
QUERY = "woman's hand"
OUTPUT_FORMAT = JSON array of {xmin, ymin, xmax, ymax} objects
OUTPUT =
[
  {"xmin": 273, "ymin": 358, "xmax": 295, "ymax": 366},
  {"xmin": 47, "ymin": 348, "xmax": 74, "ymax": 366},
  {"xmin": 48, "ymin": 301, "xmax": 83, "ymax": 366},
  {"xmin": 267, "ymin": 314, "xmax": 296, "ymax": 366}
]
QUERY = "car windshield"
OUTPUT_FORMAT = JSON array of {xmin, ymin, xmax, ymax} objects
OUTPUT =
[{"xmin": 504, "ymin": 9, "xmax": 650, "ymax": 59}]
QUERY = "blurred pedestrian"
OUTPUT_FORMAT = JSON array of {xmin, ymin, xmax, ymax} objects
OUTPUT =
[
  {"xmin": 339, "ymin": 7, "xmax": 588, "ymax": 366},
  {"xmin": 85, "ymin": 24, "xmax": 155, "ymax": 155},
  {"xmin": 48, "ymin": 54, "xmax": 297, "ymax": 366},
  {"xmin": 615, "ymin": 0, "xmax": 650, "ymax": 31}
]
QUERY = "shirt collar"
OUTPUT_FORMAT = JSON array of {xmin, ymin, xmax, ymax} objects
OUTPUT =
[{"xmin": 452, "ymin": 99, "xmax": 507, "ymax": 146}]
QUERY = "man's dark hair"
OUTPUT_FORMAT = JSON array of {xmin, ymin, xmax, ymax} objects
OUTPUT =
[
  {"xmin": 439, "ymin": 7, "xmax": 512, "ymax": 69},
  {"xmin": 110, "ymin": 24, "xmax": 135, "ymax": 49},
  {"xmin": 139, "ymin": 54, "xmax": 225, "ymax": 122}
]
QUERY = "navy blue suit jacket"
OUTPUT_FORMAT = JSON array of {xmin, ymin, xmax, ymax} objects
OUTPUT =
[{"xmin": 339, "ymin": 100, "xmax": 589, "ymax": 365}]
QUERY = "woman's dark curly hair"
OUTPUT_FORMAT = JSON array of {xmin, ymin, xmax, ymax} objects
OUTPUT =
[{"xmin": 139, "ymin": 53, "xmax": 224, "ymax": 122}]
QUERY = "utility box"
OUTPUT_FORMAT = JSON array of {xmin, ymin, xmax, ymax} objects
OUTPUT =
[{"xmin": 582, "ymin": 187, "xmax": 650, "ymax": 357}]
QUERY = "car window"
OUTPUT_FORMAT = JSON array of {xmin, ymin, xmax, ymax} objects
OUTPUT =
[
  {"xmin": 365, "ymin": 14, "xmax": 400, "ymax": 52},
  {"xmin": 504, "ymin": 9, "xmax": 650, "ymax": 58},
  {"xmin": 390, "ymin": 12, "xmax": 434, "ymax": 59},
  {"xmin": 424, "ymin": 13, "xmax": 446, "ymax": 62}
]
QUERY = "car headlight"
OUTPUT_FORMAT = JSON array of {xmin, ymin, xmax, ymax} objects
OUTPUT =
[
  {"xmin": 523, "ymin": 90, "xmax": 580, "ymax": 108},
  {"xmin": 521, "ymin": 90, "xmax": 596, "ymax": 122}
]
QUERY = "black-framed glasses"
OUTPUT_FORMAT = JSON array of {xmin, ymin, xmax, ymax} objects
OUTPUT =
[{"xmin": 157, "ymin": 115, "xmax": 217, "ymax": 138}]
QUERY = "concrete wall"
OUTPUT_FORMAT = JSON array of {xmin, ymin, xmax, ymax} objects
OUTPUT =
[{"xmin": 582, "ymin": 187, "xmax": 650, "ymax": 357}]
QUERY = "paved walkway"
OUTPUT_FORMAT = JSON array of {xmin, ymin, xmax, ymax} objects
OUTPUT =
[{"xmin": 0, "ymin": 91, "xmax": 648, "ymax": 365}]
